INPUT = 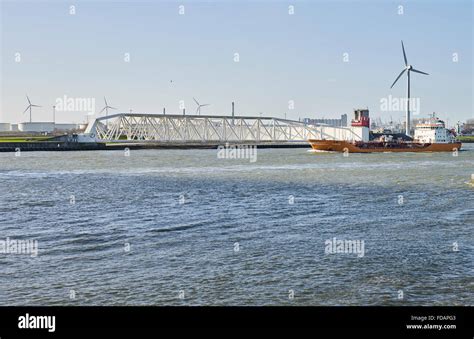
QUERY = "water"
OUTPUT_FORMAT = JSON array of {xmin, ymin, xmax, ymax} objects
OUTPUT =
[{"xmin": 0, "ymin": 145, "xmax": 473, "ymax": 305}]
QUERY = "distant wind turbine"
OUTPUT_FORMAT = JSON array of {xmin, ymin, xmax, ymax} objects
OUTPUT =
[
  {"xmin": 100, "ymin": 97, "xmax": 117, "ymax": 128},
  {"xmin": 23, "ymin": 95, "xmax": 41, "ymax": 123},
  {"xmin": 193, "ymin": 97, "xmax": 210, "ymax": 115},
  {"xmin": 390, "ymin": 40, "xmax": 429, "ymax": 136},
  {"xmin": 99, "ymin": 97, "xmax": 117, "ymax": 117}
]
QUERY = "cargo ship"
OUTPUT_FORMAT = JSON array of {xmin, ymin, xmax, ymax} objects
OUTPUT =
[{"xmin": 309, "ymin": 111, "xmax": 461, "ymax": 153}]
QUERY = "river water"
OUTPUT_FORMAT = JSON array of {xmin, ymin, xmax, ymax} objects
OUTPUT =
[{"xmin": 0, "ymin": 145, "xmax": 473, "ymax": 305}]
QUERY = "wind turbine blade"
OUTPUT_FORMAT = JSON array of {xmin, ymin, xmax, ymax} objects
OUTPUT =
[
  {"xmin": 23, "ymin": 106, "xmax": 31, "ymax": 114},
  {"xmin": 26, "ymin": 95, "xmax": 31, "ymax": 105},
  {"xmin": 390, "ymin": 69, "xmax": 406, "ymax": 88},
  {"xmin": 202, "ymin": 104, "xmax": 210, "ymax": 107},
  {"xmin": 104, "ymin": 97, "xmax": 108, "ymax": 106},
  {"xmin": 411, "ymin": 68, "xmax": 429, "ymax": 75},
  {"xmin": 99, "ymin": 107, "xmax": 106, "ymax": 113},
  {"xmin": 193, "ymin": 97, "xmax": 199, "ymax": 106},
  {"xmin": 31, "ymin": 105, "xmax": 41, "ymax": 107},
  {"xmin": 401, "ymin": 40, "xmax": 407, "ymax": 66},
  {"xmin": 109, "ymin": 106, "xmax": 117, "ymax": 110}
]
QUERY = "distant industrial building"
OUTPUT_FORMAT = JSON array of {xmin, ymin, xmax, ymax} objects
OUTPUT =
[
  {"xmin": 55, "ymin": 123, "xmax": 80, "ymax": 132},
  {"xmin": 0, "ymin": 122, "xmax": 81, "ymax": 133},
  {"xmin": 462, "ymin": 119, "xmax": 474, "ymax": 135},
  {"xmin": 0, "ymin": 123, "xmax": 11, "ymax": 132},
  {"xmin": 303, "ymin": 114, "xmax": 348, "ymax": 127},
  {"xmin": 19, "ymin": 122, "xmax": 55, "ymax": 133}
]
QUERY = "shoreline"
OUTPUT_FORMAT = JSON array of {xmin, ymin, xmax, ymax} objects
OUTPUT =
[
  {"xmin": 1, "ymin": 140, "xmax": 472, "ymax": 152},
  {"xmin": 0, "ymin": 141, "xmax": 311, "ymax": 152}
]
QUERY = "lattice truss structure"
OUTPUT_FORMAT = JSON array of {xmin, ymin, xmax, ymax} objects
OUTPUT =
[{"xmin": 85, "ymin": 113, "xmax": 348, "ymax": 143}]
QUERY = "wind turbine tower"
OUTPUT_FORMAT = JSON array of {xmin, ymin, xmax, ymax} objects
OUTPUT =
[
  {"xmin": 100, "ymin": 97, "xmax": 117, "ymax": 128},
  {"xmin": 390, "ymin": 41, "xmax": 429, "ymax": 137},
  {"xmin": 23, "ymin": 95, "xmax": 41, "ymax": 123},
  {"xmin": 100, "ymin": 97, "xmax": 117, "ymax": 118},
  {"xmin": 193, "ymin": 97, "xmax": 210, "ymax": 115}
]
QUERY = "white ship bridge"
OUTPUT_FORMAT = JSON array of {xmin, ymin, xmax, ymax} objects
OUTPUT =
[{"xmin": 83, "ymin": 113, "xmax": 365, "ymax": 144}]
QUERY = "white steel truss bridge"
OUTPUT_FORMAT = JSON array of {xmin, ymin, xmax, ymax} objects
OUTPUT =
[{"xmin": 84, "ymin": 113, "xmax": 357, "ymax": 143}]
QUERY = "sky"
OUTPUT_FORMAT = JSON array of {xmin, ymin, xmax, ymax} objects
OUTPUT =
[{"xmin": 0, "ymin": 0, "xmax": 472, "ymax": 125}]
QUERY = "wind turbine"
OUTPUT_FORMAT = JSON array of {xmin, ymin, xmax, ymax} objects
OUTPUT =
[
  {"xmin": 193, "ymin": 97, "xmax": 210, "ymax": 115},
  {"xmin": 99, "ymin": 97, "xmax": 117, "ymax": 118},
  {"xmin": 390, "ymin": 41, "xmax": 429, "ymax": 137},
  {"xmin": 23, "ymin": 95, "xmax": 41, "ymax": 123},
  {"xmin": 100, "ymin": 97, "xmax": 117, "ymax": 128}
]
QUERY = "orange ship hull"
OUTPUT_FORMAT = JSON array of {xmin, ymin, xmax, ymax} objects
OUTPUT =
[{"xmin": 308, "ymin": 140, "xmax": 462, "ymax": 153}]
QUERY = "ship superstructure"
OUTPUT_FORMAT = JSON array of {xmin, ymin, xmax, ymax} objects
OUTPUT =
[{"xmin": 413, "ymin": 113, "xmax": 456, "ymax": 144}]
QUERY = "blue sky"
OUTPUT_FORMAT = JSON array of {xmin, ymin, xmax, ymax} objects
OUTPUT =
[{"xmin": 1, "ymin": 0, "xmax": 472, "ymax": 125}]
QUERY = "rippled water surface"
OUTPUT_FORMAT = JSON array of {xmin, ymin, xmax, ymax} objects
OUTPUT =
[{"xmin": 0, "ymin": 145, "xmax": 473, "ymax": 305}]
